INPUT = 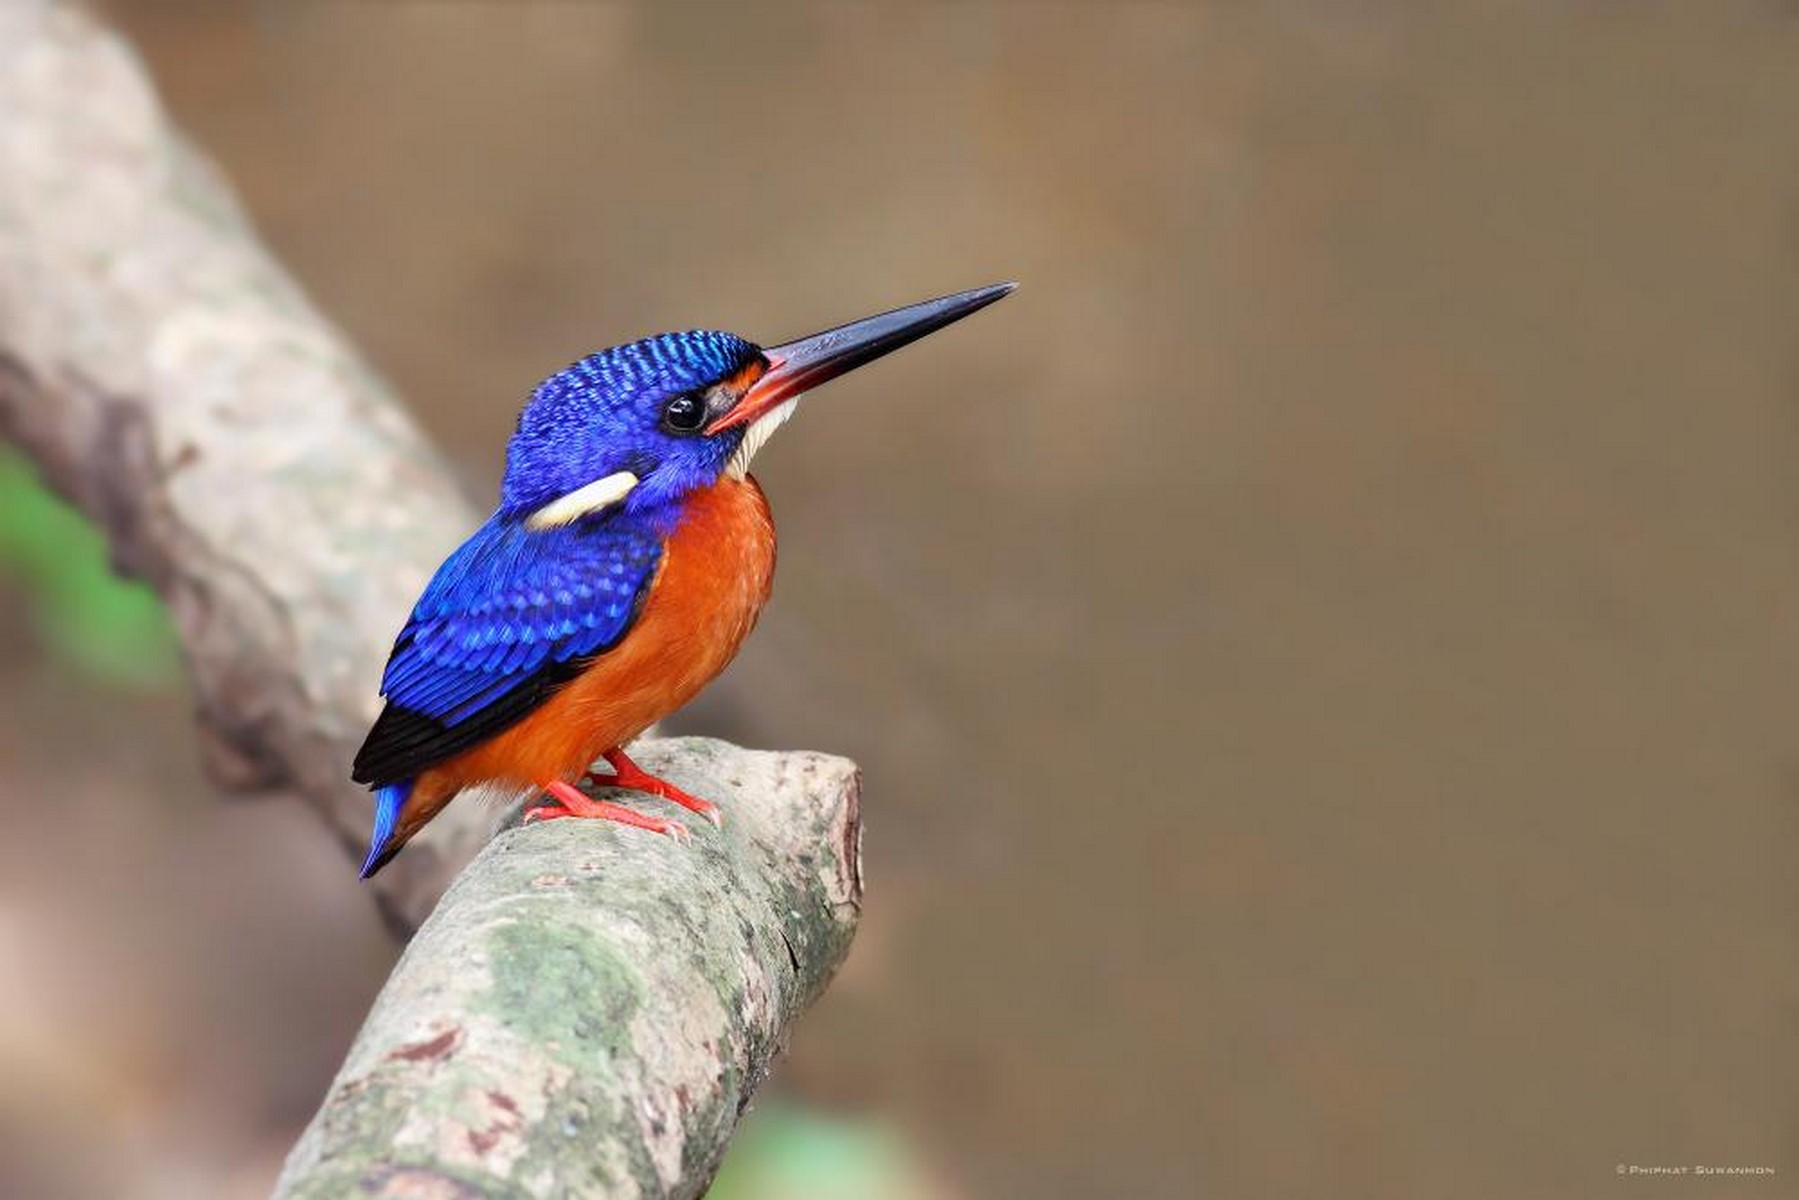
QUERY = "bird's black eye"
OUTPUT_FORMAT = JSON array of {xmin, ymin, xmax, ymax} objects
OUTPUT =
[{"xmin": 661, "ymin": 393, "xmax": 706, "ymax": 434}]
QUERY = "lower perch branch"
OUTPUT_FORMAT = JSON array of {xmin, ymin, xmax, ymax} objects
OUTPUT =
[{"xmin": 276, "ymin": 738, "xmax": 862, "ymax": 1200}]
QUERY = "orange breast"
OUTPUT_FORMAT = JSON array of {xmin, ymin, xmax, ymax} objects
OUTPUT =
[{"xmin": 417, "ymin": 476, "xmax": 776, "ymax": 798}]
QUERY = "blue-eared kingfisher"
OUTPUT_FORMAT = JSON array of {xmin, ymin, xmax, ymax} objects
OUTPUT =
[{"xmin": 351, "ymin": 283, "xmax": 1015, "ymax": 877}]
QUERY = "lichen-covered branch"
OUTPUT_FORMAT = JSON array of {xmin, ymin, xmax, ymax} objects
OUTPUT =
[
  {"xmin": 275, "ymin": 739, "xmax": 863, "ymax": 1200},
  {"xmin": 0, "ymin": 0, "xmax": 488, "ymax": 928}
]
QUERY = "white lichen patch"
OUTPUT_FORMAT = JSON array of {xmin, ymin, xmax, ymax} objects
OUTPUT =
[{"xmin": 625, "ymin": 975, "xmax": 741, "ymax": 1187}]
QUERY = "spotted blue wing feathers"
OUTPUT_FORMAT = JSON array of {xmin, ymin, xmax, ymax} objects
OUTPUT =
[{"xmin": 351, "ymin": 515, "xmax": 661, "ymax": 787}]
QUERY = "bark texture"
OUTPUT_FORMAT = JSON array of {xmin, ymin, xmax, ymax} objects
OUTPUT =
[
  {"xmin": 275, "ymin": 739, "xmax": 863, "ymax": 1200},
  {"xmin": 0, "ymin": 0, "xmax": 495, "ymax": 927}
]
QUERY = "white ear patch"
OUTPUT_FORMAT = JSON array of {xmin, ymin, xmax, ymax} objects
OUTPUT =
[
  {"xmin": 725, "ymin": 399, "xmax": 800, "ymax": 479},
  {"xmin": 524, "ymin": 470, "xmax": 639, "ymax": 530}
]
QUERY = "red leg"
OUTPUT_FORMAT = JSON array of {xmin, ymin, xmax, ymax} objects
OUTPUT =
[
  {"xmin": 523, "ymin": 779, "xmax": 691, "ymax": 843},
  {"xmin": 585, "ymin": 747, "xmax": 724, "ymax": 828}
]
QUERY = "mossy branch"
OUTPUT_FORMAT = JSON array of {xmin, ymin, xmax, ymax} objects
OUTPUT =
[{"xmin": 275, "ymin": 739, "xmax": 862, "ymax": 1199}]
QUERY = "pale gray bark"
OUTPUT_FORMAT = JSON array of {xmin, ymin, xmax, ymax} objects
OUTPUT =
[
  {"xmin": 0, "ymin": 6, "xmax": 864, "ymax": 1195},
  {"xmin": 0, "ymin": 0, "xmax": 484, "ymax": 929},
  {"xmin": 276, "ymin": 740, "xmax": 863, "ymax": 1200}
]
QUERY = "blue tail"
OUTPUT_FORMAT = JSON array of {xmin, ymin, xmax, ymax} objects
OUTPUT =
[{"xmin": 360, "ymin": 781, "xmax": 413, "ymax": 879}]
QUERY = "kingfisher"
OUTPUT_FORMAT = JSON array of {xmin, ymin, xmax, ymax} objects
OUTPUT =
[{"xmin": 350, "ymin": 283, "xmax": 1014, "ymax": 877}]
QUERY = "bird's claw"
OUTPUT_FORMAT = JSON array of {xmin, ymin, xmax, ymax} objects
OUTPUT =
[
  {"xmin": 586, "ymin": 759, "xmax": 724, "ymax": 829},
  {"xmin": 526, "ymin": 781, "xmax": 694, "ymax": 843},
  {"xmin": 671, "ymin": 796, "xmax": 723, "ymax": 829}
]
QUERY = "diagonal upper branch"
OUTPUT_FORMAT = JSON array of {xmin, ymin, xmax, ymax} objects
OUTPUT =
[{"xmin": 1, "ymin": 0, "xmax": 499, "ymax": 928}]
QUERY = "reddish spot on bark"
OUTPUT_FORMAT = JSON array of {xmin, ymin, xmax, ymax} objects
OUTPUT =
[
  {"xmin": 387, "ymin": 1025, "xmax": 462, "ymax": 1064},
  {"xmin": 465, "ymin": 1093, "xmax": 524, "ymax": 1158}
]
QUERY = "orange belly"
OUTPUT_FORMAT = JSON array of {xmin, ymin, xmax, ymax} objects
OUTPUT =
[{"xmin": 409, "ymin": 475, "xmax": 775, "ymax": 816}]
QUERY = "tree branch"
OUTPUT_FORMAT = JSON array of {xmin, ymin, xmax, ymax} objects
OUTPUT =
[
  {"xmin": 276, "ymin": 739, "xmax": 862, "ymax": 1199},
  {"xmin": 0, "ymin": 7, "xmax": 864, "ymax": 1194},
  {"xmin": 0, "ymin": 0, "xmax": 485, "ymax": 929}
]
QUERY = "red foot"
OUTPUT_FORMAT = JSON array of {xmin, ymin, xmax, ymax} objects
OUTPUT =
[
  {"xmin": 523, "ymin": 779, "xmax": 691, "ymax": 843},
  {"xmin": 582, "ymin": 747, "xmax": 724, "ymax": 828}
]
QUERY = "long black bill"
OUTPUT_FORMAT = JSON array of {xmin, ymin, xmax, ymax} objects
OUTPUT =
[{"xmin": 707, "ymin": 282, "xmax": 1016, "ymax": 432}]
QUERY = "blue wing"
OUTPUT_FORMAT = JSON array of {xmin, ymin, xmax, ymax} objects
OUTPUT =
[{"xmin": 351, "ymin": 515, "xmax": 662, "ymax": 786}]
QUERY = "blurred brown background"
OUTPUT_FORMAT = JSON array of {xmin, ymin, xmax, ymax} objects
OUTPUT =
[{"xmin": 1, "ymin": 2, "xmax": 1794, "ymax": 1197}]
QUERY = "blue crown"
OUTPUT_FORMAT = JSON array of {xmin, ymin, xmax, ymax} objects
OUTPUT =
[
  {"xmin": 539, "ymin": 330, "xmax": 760, "ymax": 412},
  {"xmin": 500, "ymin": 330, "xmax": 763, "ymax": 515}
]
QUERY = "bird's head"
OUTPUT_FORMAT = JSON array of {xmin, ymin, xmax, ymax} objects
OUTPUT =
[{"xmin": 499, "ymin": 283, "xmax": 1015, "ymax": 530}]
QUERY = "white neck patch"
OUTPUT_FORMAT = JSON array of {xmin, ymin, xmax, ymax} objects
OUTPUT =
[
  {"xmin": 524, "ymin": 470, "xmax": 639, "ymax": 530},
  {"xmin": 725, "ymin": 399, "xmax": 800, "ymax": 479}
]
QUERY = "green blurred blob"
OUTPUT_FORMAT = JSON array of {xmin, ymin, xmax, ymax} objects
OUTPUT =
[
  {"xmin": 0, "ymin": 451, "xmax": 180, "ymax": 690},
  {"xmin": 709, "ymin": 1102, "xmax": 938, "ymax": 1200}
]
